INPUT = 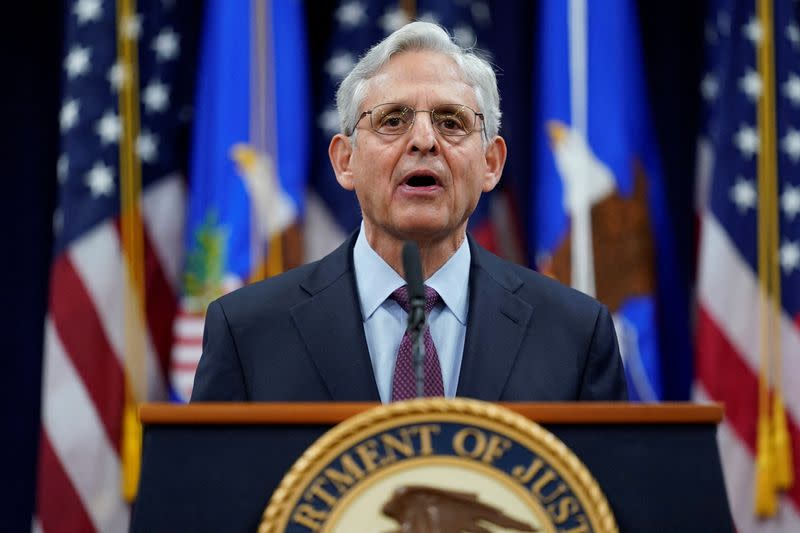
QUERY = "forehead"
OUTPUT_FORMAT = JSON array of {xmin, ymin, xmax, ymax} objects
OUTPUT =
[{"xmin": 363, "ymin": 50, "xmax": 477, "ymax": 108}]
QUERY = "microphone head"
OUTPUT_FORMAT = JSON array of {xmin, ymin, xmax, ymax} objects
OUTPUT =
[{"xmin": 401, "ymin": 241, "xmax": 425, "ymax": 300}]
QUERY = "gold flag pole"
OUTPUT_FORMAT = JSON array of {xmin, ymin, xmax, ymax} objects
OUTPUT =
[
  {"xmin": 754, "ymin": 0, "xmax": 793, "ymax": 517},
  {"xmin": 763, "ymin": 0, "xmax": 792, "ymax": 493},
  {"xmin": 754, "ymin": 0, "xmax": 775, "ymax": 516},
  {"xmin": 767, "ymin": 0, "xmax": 794, "ymax": 492},
  {"xmin": 116, "ymin": 0, "xmax": 147, "ymax": 502}
]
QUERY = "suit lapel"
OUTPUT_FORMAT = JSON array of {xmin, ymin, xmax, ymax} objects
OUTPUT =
[
  {"xmin": 457, "ymin": 240, "xmax": 533, "ymax": 400},
  {"xmin": 290, "ymin": 234, "xmax": 380, "ymax": 401}
]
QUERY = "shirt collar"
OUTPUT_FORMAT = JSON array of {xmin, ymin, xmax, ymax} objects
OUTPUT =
[
  {"xmin": 426, "ymin": 234, "xmax": 470, "ymax": 324},
  {"xmin": 353, "ymin": 222, "xmax": 471, "ymax": 324}
]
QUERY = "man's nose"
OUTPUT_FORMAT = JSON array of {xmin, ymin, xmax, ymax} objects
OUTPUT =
[{"xmin": 408, "ymin": 111, "xmax": 439, "ymax": 154}]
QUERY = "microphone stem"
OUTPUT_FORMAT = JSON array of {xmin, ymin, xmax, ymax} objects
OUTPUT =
[
  {"xmin": 409, "ymin": 303, "xmax": 426, "ymax": 398},
  {"xmin": 412, "ymin": 324, "xmax": 425, "ymax": 398}
]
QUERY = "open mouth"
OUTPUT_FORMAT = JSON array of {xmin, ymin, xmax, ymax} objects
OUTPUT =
[{"xmin": 406, "ymin": 175, "xmax": 438, "ymax": 187}]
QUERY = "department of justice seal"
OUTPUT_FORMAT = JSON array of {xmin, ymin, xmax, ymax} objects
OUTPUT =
[{"xmin": 259, "ymin": 398, "xmax": 617, "ymax": 533}]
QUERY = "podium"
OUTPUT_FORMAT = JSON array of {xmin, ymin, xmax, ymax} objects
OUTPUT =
[{"xmin": 132, "ymin": 403, "xmax": 732, "ymax": 532}]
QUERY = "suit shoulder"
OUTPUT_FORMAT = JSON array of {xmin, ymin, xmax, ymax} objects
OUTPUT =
[
  {"xmin": 211, "ymin": 260, "xmax": 319, "ymax": 321},
  {"xmin": 210, "ymin": 234, "xmax": 356, "ymax": 327},
  {"xmin": 476, "ymin": 247, "xmax": 604, "ymax": 317},
  {"xmin": 519, "ymin": 263, "xmax": 601, "ymax": 310}
]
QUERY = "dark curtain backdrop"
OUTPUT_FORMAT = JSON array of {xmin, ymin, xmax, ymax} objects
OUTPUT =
[
  {"xmin": 2, "ymin": 2, "xmax": 706, "ymax": 530},
  {"xmin": 1, "ymin": 4, "xmax": 62, "ymax": 533}
]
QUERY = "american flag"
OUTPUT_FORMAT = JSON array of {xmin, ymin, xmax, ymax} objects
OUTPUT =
[
  {"xmin": 305, "ymin": 0, "xmax": 501, "ymax": 261},
  {"xmin": 695, "ymin": 0, "xmax": 800, "ymax": 530},
  {"xmin": 35, "ymin": 0, "xmax": 195, "ymax": 530}
]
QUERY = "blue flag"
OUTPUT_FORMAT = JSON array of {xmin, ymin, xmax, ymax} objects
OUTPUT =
[
  {"xmin": 171, "ymin": 0, "xmax": 308, "ymax": 401},
  {"xmin": 532, "ymin": 0, "xmax": 689, "ymax": 400}
]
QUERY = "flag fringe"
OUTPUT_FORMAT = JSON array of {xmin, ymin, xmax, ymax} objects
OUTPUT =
[
  {"xmin": 773, "ymin": 396, "xmax": 794, "ymax": 489},
  {"xmin": 755, "ymin": 415, "xmax": 778, "ymax": 517}
]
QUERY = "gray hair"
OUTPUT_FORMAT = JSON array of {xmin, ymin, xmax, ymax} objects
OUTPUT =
[{"xmin": 336, "ymin": 21, "xmax": 501, "ymax": 142}]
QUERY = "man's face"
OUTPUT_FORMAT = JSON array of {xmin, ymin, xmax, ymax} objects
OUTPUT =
[{"xmin": 329, "ymin": 50, "xmax": 506, "ymax": 246}]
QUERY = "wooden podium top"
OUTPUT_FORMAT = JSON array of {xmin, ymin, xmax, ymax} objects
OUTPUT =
[{"xmin": 140, "ymin": 402, "xmax": 723, "ymax": 425}]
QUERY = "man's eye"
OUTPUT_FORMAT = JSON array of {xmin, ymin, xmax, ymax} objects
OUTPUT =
[
  {"xmin": 379, "ymin": 111, "xmax": 409, "ymax": 130},
  {"xmin": 383, "ymin": 116, "xmax": 403, "ymax": 127},
  {"xmin": 437, "ymin": 115, "xmax": 466, "ymax": 131}
]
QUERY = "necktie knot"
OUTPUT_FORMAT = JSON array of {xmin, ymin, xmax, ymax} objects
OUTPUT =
[{"xmin": 391, "ymin": 285, "xmax": 440, "ymax": 314}]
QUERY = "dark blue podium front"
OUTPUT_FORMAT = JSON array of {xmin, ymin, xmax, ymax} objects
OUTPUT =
[{"xmin": 131, "ymin": 403, "xmax": 732, "ymax": 533}]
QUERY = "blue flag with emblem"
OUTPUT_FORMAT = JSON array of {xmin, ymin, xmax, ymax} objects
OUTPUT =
[
  {"xmin": 532, "ymin": 0, "xmax": 690, "ymax": 401},
  {"xmin": 170, "ymin": 0, "xmax": 308, "ymax": 401}
]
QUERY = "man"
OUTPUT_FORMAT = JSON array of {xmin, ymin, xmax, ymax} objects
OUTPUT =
[{"xmin": 191, "ymin": 22, "xmax": 627, "ymax": 403}]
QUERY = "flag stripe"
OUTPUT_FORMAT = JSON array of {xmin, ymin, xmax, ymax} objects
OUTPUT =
[
  {"xmin": 174, "ymin": 338, "xmax": 203, "ymax": 348},
  {"xmin": 173, "ymin": 311, "xmax": 205, "ymax": 337},
  {"xmin": 141, "ymin": 175, "xmax": 185, "ymax": 291},
  {"xmin": 48, "ymin": 256, "xmax": 124, "ymax": 452},
  {"xmin": 718, "ymin": 420, "xmax": 800, "ymax": 531},
  {"xmin": 41, "ymin": 319, "xmax": 129, "ymax": 533},
  {"xmin": 141, "ymin": 175, "xmax": 184, "ymax": 385},
  {"xmin": 697, "ymin": 213, "xmax": 800, "ymax": 419},
  {"xmin": 143, "ymin": 224, "xmax": 178, "ymax": 381},
  {"xmin": 696, "ymin": 386, "xmax": 800, "ymax": 530},
  {"xmin": 171, "ymin": 360, "xmax": 202, "ymax": 371},
  {"xmin": 73, "ymin": 221, "xmax": 167, "ymax": 400},
  {"xmin": 67, "ymin": 223, "xmax": 127, "ymax": 362},
  {"xmin": 696, "ymin": 306, "xmax": 800, "ymax": 509},
  {"xmin": 170, "ymin": 311, "xmax": 206, "ymax": 401},
  {"xmin": 697, "ymin": 307, "xmax": 756, "ymax": 448},
  {"xmin": 36, "ymin": 432, "xmax": 97, "ymax": 533}
]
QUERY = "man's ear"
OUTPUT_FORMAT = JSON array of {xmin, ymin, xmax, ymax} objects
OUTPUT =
[
  {"xmin": 329, "ymin": 134, "xmax": 355, "ymax": 191},
  {"xmin": 482, "ymin": 135, "xmax": 507, "ymax": 192}
]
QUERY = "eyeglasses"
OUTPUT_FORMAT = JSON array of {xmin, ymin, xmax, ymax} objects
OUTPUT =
[{"xmin": 350, "ymin": 103, "xmax": 486, "ymax": 139}]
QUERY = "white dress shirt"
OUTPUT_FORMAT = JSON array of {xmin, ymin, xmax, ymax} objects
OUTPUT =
[{"xmin": 353, "ymin": 223, "xmax": 470, "ymax": 403}]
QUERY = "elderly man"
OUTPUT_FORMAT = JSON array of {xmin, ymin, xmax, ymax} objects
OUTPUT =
[{"xmin": 191, "ymin": 22, "xmax": 627, "ymax": 403}]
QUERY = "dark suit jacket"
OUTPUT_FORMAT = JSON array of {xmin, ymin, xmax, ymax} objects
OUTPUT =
[{"xmin": 191, "ymin": 232, "xmax": 627, "ymax": 402}]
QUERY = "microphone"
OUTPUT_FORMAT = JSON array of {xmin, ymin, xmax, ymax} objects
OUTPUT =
[{"xmin": 401, "ymin": 241, "xmax": 426, "ymax": 398}]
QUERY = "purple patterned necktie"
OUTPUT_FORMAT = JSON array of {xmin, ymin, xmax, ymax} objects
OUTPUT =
[{"xmin": 390, "ymin": 285, "xmax": 445, "ymax": 401}]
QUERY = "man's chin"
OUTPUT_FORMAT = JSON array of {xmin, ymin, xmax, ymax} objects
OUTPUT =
[{"xmin": 388, "ymin": 219, "xmax": 461, "ymax": 244}]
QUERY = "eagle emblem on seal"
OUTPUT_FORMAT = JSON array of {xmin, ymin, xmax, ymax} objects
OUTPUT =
[{"xmin": 382, "ymin": 485, "xmax": 537, "ymax": 533}]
